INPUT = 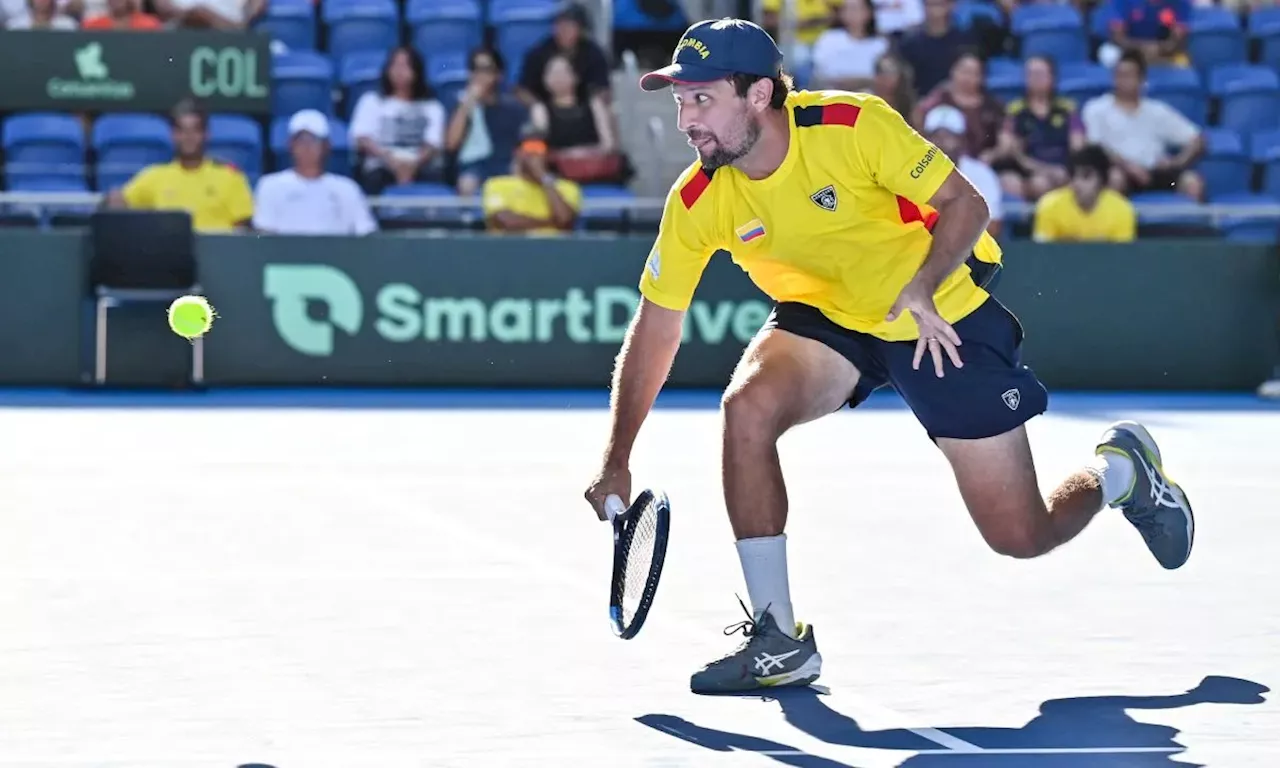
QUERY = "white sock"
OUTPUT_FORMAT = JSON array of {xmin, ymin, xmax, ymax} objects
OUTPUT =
[
  {"xmin": 735, "ymin": 534, "xmax": 797, "ymax": 638},
  {"xmin": 1089, "ymin": 451, "xmax": 1135, "ymax": 506}
]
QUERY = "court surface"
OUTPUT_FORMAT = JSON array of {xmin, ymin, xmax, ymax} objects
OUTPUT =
[{"xmin": 0, "ymin": 390, "xmax": 1276, "ymax": 768}]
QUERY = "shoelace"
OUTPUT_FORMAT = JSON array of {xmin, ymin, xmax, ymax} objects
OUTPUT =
[{"xmin": 711, "ymin": 595, "xmax": 771, "ymax": 663}]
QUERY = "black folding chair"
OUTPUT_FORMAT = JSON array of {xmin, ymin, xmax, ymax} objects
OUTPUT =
[{"xmin": 89, "ymin": 210, "xmax": 203, "ymax": 384}]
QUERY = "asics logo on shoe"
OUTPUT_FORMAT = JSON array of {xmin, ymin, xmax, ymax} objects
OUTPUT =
[
  {"xmin": 754, "ymin": 649, "xmax": 801, "ymax": 675},
  {"xmin": 1136, "ymin": 451, "xmax": 1180, "ymax": 509}
]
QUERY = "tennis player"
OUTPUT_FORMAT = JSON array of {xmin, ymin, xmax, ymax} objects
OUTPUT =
[{"xmin": 583, "ymin": 18, "xmax": 1195, "ymax": 694}]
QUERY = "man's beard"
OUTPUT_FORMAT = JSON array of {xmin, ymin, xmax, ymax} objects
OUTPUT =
[{"xmin": 692, "ymin": 116, "xmax": 762, "ymax": 171}]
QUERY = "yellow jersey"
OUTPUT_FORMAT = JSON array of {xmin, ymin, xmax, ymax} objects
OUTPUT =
[
  {"xmin": 481, "ymin": 175, "xmax": 583, "ymax": 235},
  {"xmin": 640, "ymin": 90, "xmax": 1003, "ymax": 342},
  {"xmin": 1032, "ymin": 187, "xmax": 1136, "ymax": 243},
  {"xmin": 121, "ymin": 159, "xmax": 254, "ymax": 233}
]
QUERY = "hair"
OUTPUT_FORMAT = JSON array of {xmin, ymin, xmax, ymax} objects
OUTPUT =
[
  {"xmin": 1117, "ymin": 48, "xmax": 1147, "ymax": 77},
  {"xmin": 728, "ymin": 71, "xmax": 795, "ymax": 110},
  {"xmin": 169, "ymin": 97, "xmax": 207, "ymax": 130},
  {"xmin": 834, "ymin": 0, "xmax": 877, "ymax": 37},
  {"xmin": 875, "ymin": 52, "xmax": 917, "ymax": 120},
  {"xmin": 952, "ymin": 46, "xmax": 985, "ymax": 75},
  {"xmin": 469, "ymin": 45, "xmax": 505, "ymax": 74},
  {"xmin": 381, "ymin": 46, "xmax": 432, "ymax": 100},
  {"xmin": 1068, "ymin": 144, "xmax": 1110, "ymax": 179}
]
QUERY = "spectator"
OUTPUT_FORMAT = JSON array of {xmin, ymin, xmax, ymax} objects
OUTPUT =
[
  {"xmin": 923, "ymin": 105, "xmax": 1004, "ymax": 238},
  {"xmin": 517, "ymin": 3, "xmax": 611, "ymax": 107},
  {"xmin": 1106, "ymin": 0, "xmax": 1190, "ymax": 67},
  {"xmin": 446, "ymin": 47, "xmax": 530, "ymax": 197},
  {"xmin": 1081, "ymin": 49, "xmax": 1204, "ymax": 201},
  {"xmin": 811, "ymin": 0, "xmax": 890, "ymax": 92},
  {"xmin": 1032, "ymin": 145, "xmax": 1137, "ymax": 242},
  {"xmin": 914, "ymin": 49, "xmax": 1004, "ymax": 163},
  {"xmin": 991, "ymin": 56, "xmax": 1086, "ymax": 201},
  {"xmin": 252, "ymin": 110, "xmax": 377, "ymax": 236},
  {"xmin": 871, "ymin": 0, "xmax": 923, "ymax": 36},
  {"xmin": 153, "ymin": 0, "xmax": 262, "ymax": 29},
  {"xmin": 108, "ymin": 99, "xmax": 254, "ymax": 233},
  {"xmin": 481, "ymin": 132, "xmax": 581, "ymax": 234},
  {"xmin": 5, "ymin": 0, "xmax": 76, "ymax": 28},
  {"xmin": 82, "ymin": 0, "xmax": 160, "ymax": 28},
  {"xmin": 872, "ymin": 52, "xmax": 918, "ymax": 119},
  {"xmin": 898, "ymin": 0, "xmax": 976, "ymax": 96},
  {"xmin": 760, "ymin": 0, "xmax": 838, "ymax": 69},
  {"xmin": 349, "ymin": 46, "xmax": 448, "ymax": 195},
  {"xmin": 529, "ymin": 53, "xmax": 625, "ymax": 185}
]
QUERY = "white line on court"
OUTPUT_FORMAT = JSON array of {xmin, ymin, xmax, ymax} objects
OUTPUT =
[{"xmin": 384, "ymin": 486, "xmax": 1180, "ymax": 758}]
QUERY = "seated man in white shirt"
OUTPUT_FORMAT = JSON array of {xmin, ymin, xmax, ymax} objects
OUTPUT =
[
  {"xmin": 923, "ymin": 104, "xmax": 1004, "ymax": 239},
  {"xmin": 253, "ymin": 110, "xmax": 378, "ymax": 236}
]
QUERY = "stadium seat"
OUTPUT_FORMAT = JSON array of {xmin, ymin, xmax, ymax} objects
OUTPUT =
[
  {"xmin": 1146, "ymin": 66, "xmax": 1208, "ymax": 126},
  {"xmin": 1129, "ymin": 190, "xmax": 1189, "ymax": 225},
  {"xmin": 985, "ymin": 70, "xmax": 1025, "ymax": 105},
  {"xmin": 1197, "ymin": 128, "xmax": 1251, "ymax": 197},
  {"xmin": 1087, "ymin": 4, "xmax": 1117, "ymax": 42},
  {"xmin": 1209, "ymin": 191, "xmax": 1280, "ymax": 236},
  {"xmin": 1057, "ymin": 63, "xmax": 1111, "ymax": 106},
  {"xmin": 1250, "ymin": 7, "xmax": 1280, "ymax": 71},
  {"xmin": 207, "ymin": 114, "xmax": 265, "ymax": 183},
  {"xmin": 339, "ymin": 50, "xmax": 386, "ymax": 119},
  {"xmin": 253, "ymin": 0, "xmax": 317, "ymax": 51},
  {"xmin": 271, "ymin": 51, "xmax": 336, "ymax": 118},
  {"xmin": 269, "ymin": 115, "xmax": 351, "ymax": 175},
  {"xmin": 611, "ymin": 0, "xmax": 687, "ymax": 31},
  {"xmin": 4, "ymin": 175, "xmax": 93, "ymax": 218},
  {"xmin": 407, "ymin": 0, "xmax": 483, "ymax": 58},
  {"xmin": 985, "ymin": 57, "xmax": 1022, "ymax": 80},
  {"xmin": 1209, "ymin": 65, "xmax": 1280, "ymax": 135},
  {"xmin": 1011, "ymin": 5, "xmax": 1088, "ymax": 63},
  {"xmin": 375, "ymin": 182, "xmax": 469, "ymax": 227},
  {"xmin": 953, "ymin": 1, "xmax": 1004, "ymax": 31},
  {"xmin": 1253, "ymin": 130, "xmax": 1280, "ymax": 198},
  {"xmin": 578, "ymin": 184, "xmax": 636, "ymax": 230},
  {"xmin": 324, "ymin": 0, "xmax": 398, "ymax": 66},
  {"xmin": 491, "ymin": 1, "xmax": 558, "ymax": 86},
  {"xmin": 425, "ymin": 50, "xmax": 470, "ymax": 108},
  {"xmin": 92, "ymin": 114, "xmax": 172, "ymax": 190},
  {"xmin": 1187, "ymin": 6, "xmax": 1246, "ymax": 74},
  {"xmin": 1, "ymin": 112, "xmax": 86, "ymax": 181}
]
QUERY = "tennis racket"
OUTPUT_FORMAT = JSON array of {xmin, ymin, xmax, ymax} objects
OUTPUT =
[{"xmin": 605, "ymin": 488, "xmax": 671, "ymax": 639}]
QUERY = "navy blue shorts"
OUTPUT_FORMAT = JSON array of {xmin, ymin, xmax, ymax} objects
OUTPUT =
[{"xmin": 765, "ymin": 296, "xmax": 1048, "ymax": 440}]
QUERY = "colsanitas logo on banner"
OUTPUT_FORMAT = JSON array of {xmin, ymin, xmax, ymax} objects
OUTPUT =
[{"xmin": 263, "ymin": 264, "xmax": 771, "ymax": 358}]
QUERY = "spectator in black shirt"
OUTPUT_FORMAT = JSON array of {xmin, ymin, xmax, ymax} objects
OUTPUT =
[
  {"xmin": 897, "ymin": 0, "xmax": 975, "ymax": 97},
  {"xmin": 517, "ymin": 3, "xmax": 612, "ymax": 108}
]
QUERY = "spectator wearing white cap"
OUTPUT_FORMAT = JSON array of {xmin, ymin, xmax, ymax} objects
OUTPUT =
[
  {"xmin": 251, "ymin": 110, "xmax": 377, "ymax": 236},
  {"xmin": 923, "ymin": 104, "xmax": 1003, "ymax": 239}
]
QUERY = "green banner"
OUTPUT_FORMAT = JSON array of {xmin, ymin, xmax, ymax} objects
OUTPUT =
[{"xmin": 0, "ymin": 30, "xmax": 270, "ymax": 114}]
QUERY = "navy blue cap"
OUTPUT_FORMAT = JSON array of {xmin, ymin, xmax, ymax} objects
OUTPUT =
[{"xmin": 639, "ymin": 18, "xmax": 783, "ymax": 91}]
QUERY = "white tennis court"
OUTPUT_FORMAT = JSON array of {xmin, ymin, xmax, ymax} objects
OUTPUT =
[{"xmin": 0, "ymin": 391, "xmax": 1275, "ymax": 767}]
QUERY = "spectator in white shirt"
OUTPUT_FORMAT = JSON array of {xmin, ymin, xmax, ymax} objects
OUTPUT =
[
  {"xmin": 4, "ymin": 0, "xmax": 76, "ymax": 28},
  {"xmin": 1081, "ymin": 48, "xmax": 1204, "ymax": 201},
  {"xmin": 812, "ymin": 0, "xmax": 890, "ymax": 91},
  {"xmin": 252, "ymin": 110, "xmax": 377, "ymax": 236},
  {"xmin": 924, "ymin": 104, "xmax": 1004, "ymax": 239},
  {"xmin": 350, "ymin": 46, "xmax": 448, "ymax": 195}
]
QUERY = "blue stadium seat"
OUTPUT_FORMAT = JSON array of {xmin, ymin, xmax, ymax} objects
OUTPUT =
[
  {"xmin": 1057, "ymin": 62, "xmax": 1111, "ymax": 106},
  {"xmin": 92, "ymin": 114, "xmax": 172, "ymax": 190},
  {"xmin": 269, "ymin": 115, "xmax": 351, "ymax": 175},
  {"xmin": 1, "ymin": 112, "xmax": 86, "ymax": 180},
  {"xmin": 611, "ymin": 0, "xmax": 687, "ymax": 31},
  {"xmin": 491, "ymin": 2, "xmax": 557, "ymax": 86},
  {"xmin": 407, "ymin": 0, "xmax": 483, "ymax": 58},
  {"xmin": 271, "ymin": 51, "xmax": 335, "ymax": 118},
  {"xmin": 339, "ymin": 50, "xmax": 386, "ymax": 119},
  {"xmin": 1012, "ymin": 6, "xmax": 1087, "ymax": 63},
  {"xmin": 985, "ymin": 57, "xmax": 1022, "ymax": 80},
  {"xmin": 1209, "ymin": 191, "xmax": 1280, "ymax": 237},
  {"xmin": 985, "ymin": 70, "xmax": 1025, "ymax": 105},
  {"xmin": 325, "ymin": 0, "xmax": 398, "ymax": 65},
  {"xmin": 253, "ymin": 0, "xmax": 316, "ymax": 51},
  {"xmin": 207, "ymin": 114, "xmax": 264, "ymax": 183},
  {"xmin": 4, "ymin": 175, "xmax": 93, "ymax": 218},
  {"xmin": 1087, "ymin": 4, "xmax": 1117, "ymax": 41},
  {"xmin": 376, "ymin": 182, "xmax": 462, "ymax": 225},
  {"xmin": 1197, "ymin": 128, "xmax": 1251, "ymax": 197},
  {"xmin": 1129, "ymin": 190, "xmax": 1188, "ymax": 225},
  {"xmin": 425, "ymin": 50, "xmax": 470, "ymax": 108},
  {"xmin": 953, "ymin": 1, "xmax": 1004, "ymax": 30},
  {"xmin": 1250, "ymin": 7, "xmax": 1280, "ymax": 71},
  {"xmin": 1253, "ymin": 130, "xmax": 1280, "ymax": 198},
  {"xmin": 1188, "ymin": 6, "xmax": 1246, "ymax": 74},
  {"xmin": 578, "ymin": 184, "xmax": 635, "ymax": 229},
  {"xmin": 1209, "ymin": 65, "xmax": 1280, "ymax": 135},
  {"xmin": 1223, "ymin": 220, "xmax": 1278, "ymax": 243},
  {"xmin": 1146, "ymin": 66, "xmax": 1208, "ymax": 126}
]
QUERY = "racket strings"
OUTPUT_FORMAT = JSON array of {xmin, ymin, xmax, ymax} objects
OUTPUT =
[{"xmin": 619, "ymin": 502, "xmax": 659, "ymax": 622}]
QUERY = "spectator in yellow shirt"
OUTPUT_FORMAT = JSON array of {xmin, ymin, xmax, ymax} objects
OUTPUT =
[
  {"xmin": 1033, "ymin": 145, "xmax": 1136, "ymax": 243},
  {"xmin": 109, "ymin": 99, "xmax": 254, "ymax": 233},
  {"xmin": 481, "ymin": 133, "xmax": 581, "ymax": 235}
]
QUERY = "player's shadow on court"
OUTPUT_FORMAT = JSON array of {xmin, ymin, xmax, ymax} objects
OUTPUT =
[{"xmin": 637, "ymin": 675, "xmax": 1268, "ymax": 767}]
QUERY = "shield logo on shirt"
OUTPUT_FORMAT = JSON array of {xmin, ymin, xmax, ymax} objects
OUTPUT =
[{"xmin": 810, "ymin": 185, "xmax": 837, "ymax": 211}]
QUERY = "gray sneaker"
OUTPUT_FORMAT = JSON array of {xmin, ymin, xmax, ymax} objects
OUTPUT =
[
  {"xmin": 690, "ymin": 598, "xmax": 822, "ymax": 694},
  {"xmin": 1096, "ymin": 420, "xmax": 1195, "ymax": 570}
]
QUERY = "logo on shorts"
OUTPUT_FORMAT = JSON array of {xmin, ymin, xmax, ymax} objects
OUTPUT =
[
  {"xmin": 810, "ymin": 185, "xmax": 837, "ymax": 211},
  {"xmin": 1002, "ymin": 388, "xmax": 1021, "ymax": 410}
]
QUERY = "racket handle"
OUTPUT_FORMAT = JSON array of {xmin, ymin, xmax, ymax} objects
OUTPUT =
[{"xmin": 604, "ymin": 494, "xmax": 626, "ymax": 521}]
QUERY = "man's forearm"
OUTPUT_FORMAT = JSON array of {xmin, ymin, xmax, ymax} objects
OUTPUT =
[
  {"xmin": 603, "ymin": 301, "xmax": 684, "ymax": 466},
  {"xmin": 912, "ymin": 192, "xmax": 990, "ymax": 294}
]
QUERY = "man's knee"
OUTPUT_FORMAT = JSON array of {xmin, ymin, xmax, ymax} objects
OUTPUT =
[
  {"xmin": 974, "ymin": 507, "xmax": 1053, "ymax": 559},
  {"xmin": 721, "ymin": 375, "xmax": 791, "ymax": 442}
]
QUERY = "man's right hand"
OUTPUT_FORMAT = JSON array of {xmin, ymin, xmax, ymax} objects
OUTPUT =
[{"xmin": 584, "ymin": 463, "xmax": 632, "ymax": 521}]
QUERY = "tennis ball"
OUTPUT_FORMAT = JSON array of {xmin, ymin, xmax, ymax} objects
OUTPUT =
[{"xmin": 167, "ymin": 295, "xmax": 215, "ymax": 340}]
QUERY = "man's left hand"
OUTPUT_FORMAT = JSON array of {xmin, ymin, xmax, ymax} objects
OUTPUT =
[{"xmin": 886, "ymin": 280, "xmax": 964, "ymax": 377}]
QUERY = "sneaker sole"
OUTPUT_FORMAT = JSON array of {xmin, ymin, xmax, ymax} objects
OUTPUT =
[{"xmin": 1107, "ymin": 421, "xmax": 1195, "ymax": 569}]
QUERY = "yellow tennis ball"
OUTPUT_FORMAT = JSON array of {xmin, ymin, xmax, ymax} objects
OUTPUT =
[{"xmin": 167, "ymin": 295, "xmax": 215, "ymax": 339}]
